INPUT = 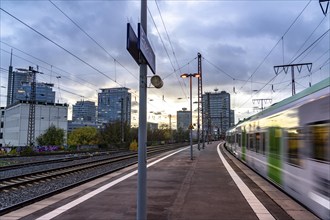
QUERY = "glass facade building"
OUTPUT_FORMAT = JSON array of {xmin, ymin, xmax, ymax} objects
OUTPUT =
[
  {"xmin": 203, "ymin": 91, "xmax": 233, "ymax": 138},
  {"xmin": 16, "ymin": 82, "xmax": 55, "ymax": 104},
  {"xmin": 177, "ymin": 110, "xmax": 191, "ymax": 130},
  {"xmin": 7, "ymin": 70, "xmax": 55, "ymax": 106},
  {"xmin": 7, "ymin": 70, "xmax": 31, "ymax": 106},
  {"xmin": 72, "ymin": 100, "xmax": 96, "ymax": 122},
  {"xmin": 97, "ymin": 87, "xmax": 131, "ymax": 126}
]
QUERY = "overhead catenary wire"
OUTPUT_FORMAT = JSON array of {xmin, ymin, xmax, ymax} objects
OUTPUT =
[
  {"xmin": 162, "ymin": 57, "xmax": 197, "ymax": 80},
  {"xmin": 289, "ymin": 16, "xmax": 328, "ymax": 63},
  {"xmin": 290, "ymin": 28, "xmax": 330, "ymax": 64},
  {"xmin": 0, "ymin": 47, "xmax": 99, "ymax": 91},
  {"xmin": 147, "ymin": 6, "xmax": 188, "ymax": 99},
  {"xmin": 0, "ymin": 8, "xmax": 166, "ymax": 117},
  {"xmin": 238, "ymin": 74, "xmax": 278, "ymax": 109},
  {"xmin": 0, "ymin": 47, "xmax": 141, "ymax": 106},
  {"xmin": 48, "ymin": 0, "xmax": 138, "ymax": 81},
  {"xmin": 0, "ymin": 8, "xmax": 122, "ymax": 86},
  {"xmin": 237, "ymin": 0, "xmax": 312, "ymax": 93},
  {"xmin": 154, "ymin": 0, "xmax": 183, "ymax": 75},
  {"xmin": 204, "ymin": 57, "xmax": 280, "ymax": 86}
]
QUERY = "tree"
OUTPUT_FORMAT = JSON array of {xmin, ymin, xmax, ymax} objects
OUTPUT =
[
  {"xmin": 36, "ymin": 125, "xmax": 65, "ymax": 146},
  {"xmin": 173, "ymin": 127, "xmax": 189, "ymax": 143},
  {"xmin": 68, "ymin": 126, "xmax": 98, "ymax": 146},
  {"xmin": 147, "ymin": 125, "xmax": 172, "ymax": 145},
  {"xmin": 98, "ymin": 122, "xmax": 131, "ymax": 149}
]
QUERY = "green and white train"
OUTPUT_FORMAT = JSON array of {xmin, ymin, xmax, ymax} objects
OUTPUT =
[{"xmin": 225, "ymin": 77, "xmax": 329, "ymax": 219}]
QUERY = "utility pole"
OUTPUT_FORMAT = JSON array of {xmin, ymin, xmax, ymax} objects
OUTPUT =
[
  {"xmin": 197, "ymin": 53, "xmax": 204, "ymax": 149},
  {"xmin": 120, "ymin": 97, "xmax": 124, "ymax": 143},
  {"xmin": 16, "ymin": 66, "xmax": 40, "ymax": 146},
  {"xmin": 29, "ymin": 66, "xmax": 36, "ymax": 146},
  {"xmin": 274, "ymin": 63, "xmax": 312, "ymax": 96}
]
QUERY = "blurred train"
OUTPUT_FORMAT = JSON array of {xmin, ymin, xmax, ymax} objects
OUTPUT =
[{"xmin": 225, "ymin": 77, "xmax": 329, "ymax": 220}]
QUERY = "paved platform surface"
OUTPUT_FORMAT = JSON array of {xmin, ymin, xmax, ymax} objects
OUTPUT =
[{"xmin": 2, "ymin": 142, "xmax": 318, "ymax": 220}]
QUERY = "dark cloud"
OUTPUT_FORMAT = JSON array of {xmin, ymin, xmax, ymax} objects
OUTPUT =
[{"xmin": 1, "ymin": 1, "xmax": 328, "ymax": 122}]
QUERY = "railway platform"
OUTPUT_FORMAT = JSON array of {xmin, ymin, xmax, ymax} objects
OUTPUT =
[{"xmin": 1, "ymin": 141, "xmax": 318, "ymax": 220}]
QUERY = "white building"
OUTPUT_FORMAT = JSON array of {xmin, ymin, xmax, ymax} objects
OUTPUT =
[{"xmin": 3, "ymin": 101, "xmax": 68, "ymax": 146}]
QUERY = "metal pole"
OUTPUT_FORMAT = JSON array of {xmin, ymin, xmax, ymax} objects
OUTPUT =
[
  {"xmin": 120, "ymin": 98, "xmax": 124, "ymax": 143},
  {"xmin": 190, "ymin": 76, "xmax": 193, "ymax": 160},
  {"xmin": 137, "ymin": 1, "xmax": 147, "ymax": 219},
  {"xmin": 197, "ymin": 78, "xmax": 200, "ymax": 151},
  {"xmin": 291, "ymin": 66, "xmax": 295, "ymax": 96}
]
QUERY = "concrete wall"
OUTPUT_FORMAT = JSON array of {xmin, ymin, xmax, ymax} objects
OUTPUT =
[{"xmin": 3, "ymin": 102, "xmax": 68, "ymax": 146}]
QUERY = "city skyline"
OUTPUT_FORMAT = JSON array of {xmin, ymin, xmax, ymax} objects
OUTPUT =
[{"xmin": 1, "ymin": 1, "xmax": 329, "ymax": 126}]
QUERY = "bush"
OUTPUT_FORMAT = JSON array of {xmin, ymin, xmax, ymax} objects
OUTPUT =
[
  {"xmin": 129, "ymin": 139, "xmax": 138, "ymax": 151},
  {"xmin": 20, "ymin": 147, "xmax": 35, "ymax": 156}
]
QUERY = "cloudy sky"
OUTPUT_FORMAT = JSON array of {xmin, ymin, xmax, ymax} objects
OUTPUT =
[{"xmin": 1, "ymin": 0, "xmax": 329, "ymax": 127}]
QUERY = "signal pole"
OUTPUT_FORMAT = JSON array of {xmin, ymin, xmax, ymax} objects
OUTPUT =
[{"xmin": 274, "ymin": 63, "xmax": 312, "ymax": 96}]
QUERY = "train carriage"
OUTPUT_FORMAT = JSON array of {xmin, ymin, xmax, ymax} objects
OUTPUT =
[{"xmin": 226, "ymin": 77, "xmax": 330, "ymax": 220}]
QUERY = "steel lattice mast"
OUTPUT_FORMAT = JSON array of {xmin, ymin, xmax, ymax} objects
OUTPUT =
[
  {"xmin": 16, "ymin": 66, "xmax": 38, "ymax": 146},
  {"xmin": 27, "ymin": 66, "xmax": 37, "ymax": 146},
  {"xmin": 197, "ymin": 53, "xmax": 204, "ymax": 149}
]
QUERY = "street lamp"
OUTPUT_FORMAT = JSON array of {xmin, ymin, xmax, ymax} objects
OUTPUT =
[{"xmin": 180, "ymin": 73, "xmax": 200, "ymax": 160}]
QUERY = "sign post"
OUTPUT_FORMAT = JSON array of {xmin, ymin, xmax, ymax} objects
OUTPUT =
[{"xmin": 126, "ymin": 1, "xmax": 159, "ymax": 219}]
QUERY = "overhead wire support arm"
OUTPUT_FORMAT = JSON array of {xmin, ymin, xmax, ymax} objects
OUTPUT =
[
  {"xmin": 319, "ymin": 0, "xmax": 329, "ymax": 15},
  {"xmin": 273, "ymin": 63, "xmax": 312, "ymax": 96}
]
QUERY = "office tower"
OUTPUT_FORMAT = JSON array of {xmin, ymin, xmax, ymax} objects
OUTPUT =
[
  {"xmin": 72, "ymin": 100, "xmax": 97, "ymax": 122},
  {"xmin": 7, "ymin": 70, "xmax": 31, "ymax": 106},
  {"xmin": 177, "ymin": 109, "xmax": 191, "ymax": 130},
  {"xmin": 16, "ymin": 82, "xmax": 56, "ymax": 104},
  {"xmin": 203, "ymin": 90, "xmax": 231, "ymax": 138},
  {"xmin": 98, "ymin": 87, "xmax": 131, "ymax": 126}
]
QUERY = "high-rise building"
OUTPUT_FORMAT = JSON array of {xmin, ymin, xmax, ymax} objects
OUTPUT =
[
  {"xmin": 230, "ymin": 109, "xmax": 235, "ymax": 127},
  {"xmin": 7, "ymin": 70, "xmax": 31, "ymax": 106},
  {"xmin": 16, "ymin": 82, "xmax": 56, "ymax": 104},
  {"xmin": 177, "ymin": 109, "xmax": 191, "ymax": 130},
  {"xmin": 72, "ymin": 100, "xmax": 96, "ymax": 122},
  {"xmin": 203, "ymin": 90, "xmax": 232, "ymax": 138},
  {"xmin": 97, "ymin": 87, "xmax": 131, "ymax": 126},
  {"xmin": 7, "ymin": 67, "xmax": 55, "ymax": 106}
]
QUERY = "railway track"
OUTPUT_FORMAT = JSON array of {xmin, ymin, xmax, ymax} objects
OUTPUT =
[{"xmin": 0, "ymin": 144, "xmax": 186, "ymax": 215}]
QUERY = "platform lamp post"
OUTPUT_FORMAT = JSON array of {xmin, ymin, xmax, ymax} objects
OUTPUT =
[{"xmin": 181, "ymin": 73, "xmax": 200, "ymax": 160}]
